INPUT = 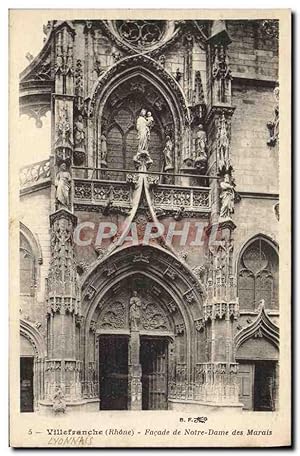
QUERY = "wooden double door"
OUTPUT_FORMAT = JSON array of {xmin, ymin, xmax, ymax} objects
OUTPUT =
[
  {"xmin": 99, "ymin": 335, "xmax": 168, "ymax": 410},
  {"xmin": 238, "ymin": 361, "xmax": 277, "ymax": 411}
]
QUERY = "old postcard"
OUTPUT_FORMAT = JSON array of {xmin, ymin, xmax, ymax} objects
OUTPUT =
[{"xmin": 9, "ymin": 9, "xmax": 291, "ymax": 447}]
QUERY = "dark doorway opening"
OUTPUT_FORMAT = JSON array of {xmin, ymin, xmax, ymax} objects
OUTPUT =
[
  {"xmin": 99, "ymin": 335, "xmax": 129, "ymax": 410},
  {"xmin": 237, "ymin": 360, "xmax": 276, "ymax": 411},
  {"xmin": 20, "ymin": 357, "xmax": 34, "ymax": 412},
  {"xmin": 140, "ymin": 337, "xmax": 168, "ymax": 410},
  {"xmin": 254, "ymin": 361, "xmax": 276, "ymax": 411}
]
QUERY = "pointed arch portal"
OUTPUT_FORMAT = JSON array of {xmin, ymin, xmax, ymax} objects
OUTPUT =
[
  {"xmin": 80, "ymin": 243, "xmax": 204, "ymax": 410},
  {"xmin": 234, "ymin": 303, "xmax": 279, "ymax": 412},
  {"xmin": 89, "ymin": 55, "xmax": 190, "ymax": 178}
]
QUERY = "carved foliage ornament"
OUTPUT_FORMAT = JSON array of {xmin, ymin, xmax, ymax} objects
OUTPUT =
[{"xmin": 20, "ymin": 159, "xmax": 50, "ymax": 189}]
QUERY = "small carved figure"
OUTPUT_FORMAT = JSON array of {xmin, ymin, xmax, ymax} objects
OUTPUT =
[
  {"xmin": 158, "ymin": 54, "xmax": 166, "ymax": 67},
  {"xmin": 219, "ymin": 173, "xmax": 235, "ymax": 219},
  {"xmin": 175, "ymin": 68, "xmax": 182, "ymax": 82},
  {"xmin": 53, "ymin": 387, "xmax": 66, "ymax": 414},
  {"xmin": 100, "ymin": 134, "xmax": 108, "ymax": 163},
  {"xmin": 55, "ymin": 163, "xmax": 71, "ymax": 208},
  {"xmin": 129, "ymin": 291, "xmax": 142, "ymax": 331},
  {"xmin": 274, "ymin": 202, "xmax": 279, "ymax": 221},
  {"xmin": 194, "ymin": 124, "xmax": 207, "ymax": 170},
  {"xmin": 74, "ymin": 115, "xmax": 85, "ymax": 151},
  {"xmin": 163, "ymin": 136, "xmax": 174, "ymax": 171},
  {"xmin": 174, "ymin": 206, "xmax": 185, "ymax": 221},
  {"xmin": 217, "ymin": 114, "xmax": 230, "ymax": 172},
  {"xmin": 146, "ymin": 111, "xmax": 154, "ymax": 131},
  {"xmin": 112, "ymin": 47, "xmax": 121, "ymax": 62}
]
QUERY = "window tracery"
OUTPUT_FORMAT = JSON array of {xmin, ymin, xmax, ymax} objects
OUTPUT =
[
  {"xmin": 115, "ymin": 20, "xmax": 166, "ymax": 48},
  {"xmin": 20, "ymin": 233, "xmax": 36, "ymax": 295},
  {"xmin": 238, "ymin": 238, "xmax": 278, "ymax": 311}
]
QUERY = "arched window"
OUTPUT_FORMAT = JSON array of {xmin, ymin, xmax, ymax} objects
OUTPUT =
[
  {"xmin": 238, "ymin": 237, "xmax": 278, "ymax": 311},
  {"xmin": 99, "ymin": 75, "xmax": 174, "ymax": 181},
  {"xmin": 20, "ymin": 232, "xmax": 36, "ymax": 295}
]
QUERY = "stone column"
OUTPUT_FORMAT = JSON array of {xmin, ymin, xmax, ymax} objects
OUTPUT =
[
  {"xmin": 128, "ymin": 331, "xmax": 142, "ymax": 410},
  {"xmin": 46, "ymin": 209, "xmax": 82, "ymax": 402},
  {"xmin": 44, "ymin": 22, "xmax": 83, "ymax": 406}
]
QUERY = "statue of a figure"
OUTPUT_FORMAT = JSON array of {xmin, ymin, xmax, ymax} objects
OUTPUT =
[
  {"xmin": 99, "ymin": 134, "xmax": 107, "ymax": 163},
  {"xmin": 74, "ymin": 115, "xmax": 85, "ymax": 151},
  {"xmin": 129, "ymin": 291, "xmax": 142, "ymax": 331},
  {"xmin": 53, "ymin": 387, "xmax": 66, "ymax": 414},
  {"xmin": 217, "ymin": 115, "xmax": 230, "ymax": 172},
  {"xmin": 194, "ymin": 124, "xmax": 207, "ymax": 170},
  {"xmin": 136, "ymin": 109, "xmax": 154, "ymax": 152},
  {"xmin": 134, "ymin": 109, "xmax": 154, "ymax": 169},
  {"xmin": 55, "ymin": 163, "xmax": 71, "ymax": 208},
  {"xmin": 219, "ymin": 173, "xmax": 235, "ymax": 219},
  {"xmin": 163, "ymin": 136, "xmax": 174, "ymax": 171}
]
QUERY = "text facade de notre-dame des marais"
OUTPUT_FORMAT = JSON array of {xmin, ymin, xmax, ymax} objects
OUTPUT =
[{"xmin": 19, "ymin": 18, "xmax": 280, "ymax": 415}]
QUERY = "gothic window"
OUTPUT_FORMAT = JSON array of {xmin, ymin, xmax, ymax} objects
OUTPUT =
[
  {"xmin": 20, "ymin": 233, "xmax": 36, "ymax": 295},
  {"xmin": 238, "ymin": 238, "xmax": 278, "ymax": 311},
  {"xmin": 115, "ymin": 21, "xmax": 166, "ymax": 48},
  {"xmin": 100, "ymin": 76, "xmax": 174, "ymax": 181}
]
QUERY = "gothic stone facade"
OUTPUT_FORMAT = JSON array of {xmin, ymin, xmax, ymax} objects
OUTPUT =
[{"xmin": 19, "ymin": 19, "xmax": 279, "ymax": 414}]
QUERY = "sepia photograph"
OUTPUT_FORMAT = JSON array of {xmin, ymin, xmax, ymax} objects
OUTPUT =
[{"xmin": 9, "ymin": 8, "xmax": 291, "ymax": 448}]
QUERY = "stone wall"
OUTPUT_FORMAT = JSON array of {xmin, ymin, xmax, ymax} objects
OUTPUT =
[
  {"xmin": 19, "ymin": 186, "xmax": 51, "ymax": 325},
  {"xmin": 227, "ymin": 20, "xmax": 278, "ymax": 80}
]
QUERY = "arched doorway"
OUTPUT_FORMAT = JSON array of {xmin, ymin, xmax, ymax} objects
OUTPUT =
[
  {"xmin": 234, "ymin": 303, "xmax": 279, "ymax": 411},
  {"xmin": 20, "ymin": 334, "xmax": 35, "ymax": 412},
  {"xmin": 20, "ymin": 319, "xmax": 46, "ymax": 412},
  {"xmin": 80, "ymin": 244, "xmax": 203, "ymax": 410},
  {"xmin": 89, "ymin": 273, "xmax": 180, "ymax": 411}
]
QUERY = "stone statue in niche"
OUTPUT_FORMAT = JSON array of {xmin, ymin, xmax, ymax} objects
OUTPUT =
[
  {"xmin": 194, "ymin": 124, "xmax": 207, "ymax": 171},
  {"xmin": 129, "ymin": 291, "xmax": 143, "ymax": 331},
  {"xmin": 74, "ymin": 115, "xmax": 85, "ymax": 150},
  {"xmin": 136, "ymin": 109, "xmax": 154, "ymax": 152},
  {"xmin": 267, "ymin": 86, "xmax": 279, "ymax": 147},
  {"xmin": 134, "ymin": 109, "xmax": 154, "ymax": 170},
  {"xmin": 217, "ymin": 114, "xmax": 230, "ymax": 172},
  {"xmin": 99, "ymin": 134, "xmax": 108, "ymax": 164},
  {"xmin": 163, "ymin": 136, "xmax": 174, "ymax": 171},
  {"xmin": 55, "ymin": 163, "xmax": 71, "ymax": 208},
  {"xmin": 73, "ymin": 115, "xmax": 86, "ymax": 166},
  {"xmin": 219, "ymin": 173, "xmax": 235, "ymax": 219}
]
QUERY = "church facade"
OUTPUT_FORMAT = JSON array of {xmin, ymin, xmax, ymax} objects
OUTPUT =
[{"xmin": 19, "ymin": 18, "xmax": 280, "ymax": 414}]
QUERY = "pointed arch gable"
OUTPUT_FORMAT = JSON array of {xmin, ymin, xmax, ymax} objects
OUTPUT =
[
  {"xmin": 234, "ymin": 302, "xmax": 279, "ymax": 358},
  {"xmin": 20, "ymin": 222, "xmax": 43, "ymax": 265},
  {"xmin": 81, "ymin": 244, "xmax": 204, "ymax": 333},
  {"xmin": 89, "ymin": 54, "xmax": 190, "ymax": 127},
  {"xmin": 20, "ymin": 319, "xmax": 47, "ymax": 358}
]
